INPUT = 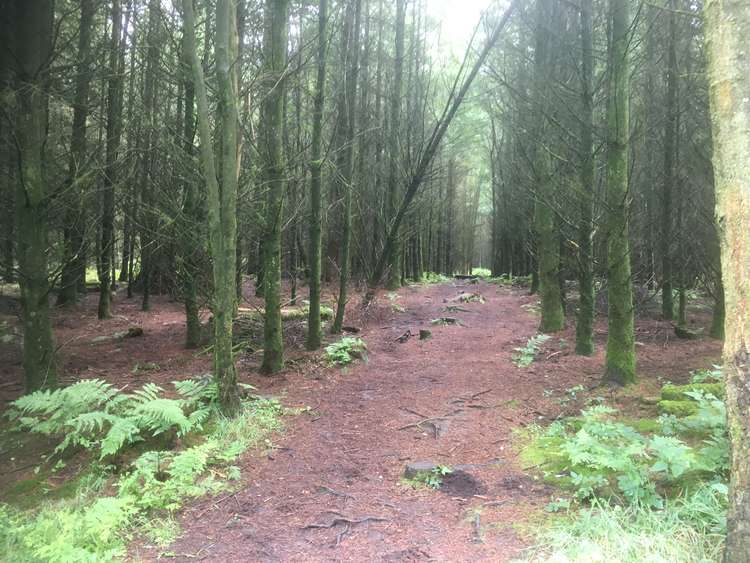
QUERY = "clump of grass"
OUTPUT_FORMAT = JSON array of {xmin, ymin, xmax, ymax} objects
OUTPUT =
[{"xmin": 522, "ymin": 488, "xmax": 726, "ymax": 563}]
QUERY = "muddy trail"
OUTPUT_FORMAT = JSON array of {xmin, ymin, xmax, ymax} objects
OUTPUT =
[{"xmin": 128, "ymin": 279, "xmax": 719, "ymax": 562}]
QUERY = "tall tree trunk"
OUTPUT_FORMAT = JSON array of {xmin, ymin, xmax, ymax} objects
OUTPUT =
[
  {"xmin": 98, "ymin": 0, "xmax": 125, "ymax": 319},
  {"xmin": 306, "ymin": 0, "xmax": 328, "ymax": 351},
  {"xmin": 332, "ymin": 0, "xmax": 362, "ymax": 334},
  {"xmin": 532, "ymin": 0, "xmax": 564, "ymax": 333},
  {"xmin": 704, "ymin": 0, "xmax": 750, "ymax": 559},
  {"xmin": 182, "ymin": 0, "xmax": 241, "ymax": 412},
  {"xmin": 260, "ymin": 0, "xmax": 289, "ymax": 375},
  {"xmin": 180, "ymin": 27, "xmax": 201, "ymax": 349},
  {"xmin": 385, "ymin": 0, "xmax": 406, "ymax": 290},
  {"xmin": 603, "ymin": 0, "xmax": 636, "ymax": 385},
  {"xmin": 139, "ymin": 0, "xmax": 161, "ymax": 312},
  {"xmin": 11, "ymin": 0, "xmax": 57, "ymax": 391},
  {"xmin": 58, "ymin": 0, "xmax": 96, "ymax": 306},
  {"xmin": 661, "ymin": 0, "xmax": 678, "ymax": 320},
  {"xmin": 575, "ymin": 0, "xmax": 595, "ymax": 355}
]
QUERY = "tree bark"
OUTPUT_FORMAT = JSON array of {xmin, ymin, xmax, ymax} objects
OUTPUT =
[
  {"xmin": 332, "ymin": 0, "xmax": 362, "ymax": 334},
  {"xmin": 98, "ymin": 0, "xmax": 125, "ymax": 320},
  {"xmin": 306, "ymin": 0, "xmax": 328, "ymax": 351},
  {"xmin": 259, "ymin": 0, "xmax": 289, "ymax": 375},
  {"xmin": 11, "ymin": 0, "xmax": 57, "ymax": 391},
  {"xmin": 532, "ymin": 0, "xmax": 564, "ymax": 333},
  {"xmin": 575, "ymin": 0, "xmax": 595, "ymax": 355},
  {"xmin": 385, "ymin": 0, "xmax": 406, "ymax": 290},
  {"xmin": 58, "ymin": 0, "xmax": 96, "ymax": 306},
  {"xmin": 704, "ymin": 0, "xmax": 750, "ymax": 559},
  {"xmin": 661, "ymin": 0, "xmax": 678, "ymax": 321},
  {"xmin": 603, "ymin": 0, "xmax": 636, "ymax": 385},
  {"xmin": 182, "ymin": 0, "xmax": 240, "ymax": 412}
]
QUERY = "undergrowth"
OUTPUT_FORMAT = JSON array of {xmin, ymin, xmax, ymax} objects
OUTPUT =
[
  {"xmin": 518, "ymin": 368, "xmax": 728, "ymax": 562},
  {"xmin": 0, "ymin": 379, "xmax": 285, "ymax": 562},
  {"xmin": 513, "ymin": 334, "xmax": 551, "ymax": 367},
  {"xmin": 324, "ymin": 337, "xmax": 367, "ymax": 366}
]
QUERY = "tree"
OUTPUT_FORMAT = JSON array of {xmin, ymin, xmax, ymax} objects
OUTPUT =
[
  {"xmin": 531, "ymin": 0, "xmax": 564, "ymax": 333},
  {"xmin": 704, "ymin": 0, "xmax": 750, "ymax": 558},
  {"xmin": 259, "ymin": 0, "xmax": 289, "ymax": 375},
  {"xmin": 306, "ymin": 0, "xmax": 329, "ymax": 351},
  {"xmin": 385, "ymin": 0, "xmax": 406, "ymax": 290},
  {"xmin": 182, "ymin": 0, "xmax": 241, "ymax": 412},
  {"xmin": 98, "ymin": 0, "xmax": 125, "ymax": 320},
  {"xmin": 660, "ymin": 0, "xmax": 678, "ymax": 321},
  {"xmin": 603, "ymin": 0, "xmax": 635, "ymax": 385},
  {"xmin": 575, "ymin": 0, "xmax": 595, "ymax": 355},
  {"xmin": 331, "ymin": 0, "xmax": 362, "ymax": 334},
  {"xmin": 57, "ymin": 0, "xmax": 96, "ymax": 307},
  {"xmin": 9, "ymin": 0, "xmax": 56, "ymax": 391}
]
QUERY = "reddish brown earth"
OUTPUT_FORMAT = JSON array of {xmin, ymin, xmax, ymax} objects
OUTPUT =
[{"xmin": 0, "ymin": 280, "xmax": 722, "ymax": 561}]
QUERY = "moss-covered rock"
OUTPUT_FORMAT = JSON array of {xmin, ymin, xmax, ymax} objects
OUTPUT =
[
  {"xmin": 658, "ymin": 400, "xmax": 699, "ymax": 417},
  {"xmin": 660, "ymin": 383, "xmax": 724, "ymax": 401}
]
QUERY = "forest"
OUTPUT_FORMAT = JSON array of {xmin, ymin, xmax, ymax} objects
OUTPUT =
[{"xmin": 0, "ymin": 0, "xmax": 749, "ymax": 561}]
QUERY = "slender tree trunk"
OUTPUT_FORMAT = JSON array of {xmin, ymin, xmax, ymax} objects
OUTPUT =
[
  {"xmin": 306, "ymin": 0, "xmax": 328, "ymax": 351},
  {"xmin": 260, "ymin": 0, "xmax": 289, "ymax": 375},
  {"xmin": 98, "ymin": 0, "xmax": 125, "ymax": 320},
  {"xmin": 182, "ymin": 0, "xmax": 241, "ymax": 412},
  {"xmin": 139, "ymin": 0, "xmax": 160, "ymax": 312},
  {"xmin": 575, "ymin": 0, "xmax": 595, "ymax": 355},
  {"xmin": 180, "ymin": 30, "xmax": 201, "ymax": 349},
  {"xmin": 385, "ymin": 0, "xmax": 406, "ymax": 290},
  {"xmin": 603, "ymin": 0, "xmax": 636, "ymax": 385},
  {"xmin": 661, "ymin": 0, "xmax": 678, "ymax": 320},
  {"xmin": 58, "ymin": 0, "xmax": 95, "ymax": 306},
  {"xmin": 332, "ymin": 0, "xmax": 362, "ymax": 334},
  {"xmin": 705, "ymin": 1, "xmax": 750, "ymax": 559}
]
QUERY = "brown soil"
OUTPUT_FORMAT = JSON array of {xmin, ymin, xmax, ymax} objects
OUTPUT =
[{"xmin": 0, "ymin": 280, "xmax": 722, "ymax": 562}]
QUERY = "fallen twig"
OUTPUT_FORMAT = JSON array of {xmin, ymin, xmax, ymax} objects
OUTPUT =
[{"xmin": 304, "ymin": 515, "xmax": 388, "ymax": 530}]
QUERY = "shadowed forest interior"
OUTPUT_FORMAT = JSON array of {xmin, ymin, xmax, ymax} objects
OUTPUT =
[{"xmin": 1, "ymin": 0, "xmax": 750, "ymax": 561}]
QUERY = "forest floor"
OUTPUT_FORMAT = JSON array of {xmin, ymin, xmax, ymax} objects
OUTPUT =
[{"xmin": 0, "ymin": 279, "xmax": 722, "ymax": 561}]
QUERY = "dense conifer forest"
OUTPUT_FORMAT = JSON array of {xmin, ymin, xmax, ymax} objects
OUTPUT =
[{"xmin": 1, "ymin": 0, "xmax": 749, "ymax": 560}]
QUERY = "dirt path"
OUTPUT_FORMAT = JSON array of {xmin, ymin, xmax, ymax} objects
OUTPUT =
[{"xmin": 137, "ymin": 281, "xmax": 568, "ymax": 562}]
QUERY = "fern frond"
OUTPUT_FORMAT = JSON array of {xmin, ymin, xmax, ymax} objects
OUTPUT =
[
  {"xmin": 100, "ymin": 418, "xmax": 143, "ymax": 459},
  {"xmin": 131, "ymin": 398, "xmax": 191, "ymax": 436}
]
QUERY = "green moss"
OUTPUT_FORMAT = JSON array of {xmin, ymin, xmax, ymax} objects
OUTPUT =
[
  {"xmin": 619, "ymin": 418, "xmax": 661, "ymax": 434},
  {"xmin": 658, "ymin": 400, "xmax": 699, "ymax": 417},
  {"xmin": 660, "ymin": 383, "xmax": 724, "ymax": 401}
]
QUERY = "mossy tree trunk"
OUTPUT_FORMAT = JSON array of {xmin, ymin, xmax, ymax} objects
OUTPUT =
[
  {"xmin": 182, "ymin": 0, "xmax": 240, "ymax": 413},
  {"xmin": 306, "ymin": 0, "xmax": 328, "ymax": 351},
  {"xmin": 260, "ymin": 0, "xmax": 289, "ymax": 375},
  {"xmin": 532, "ymin": 0, "xmax": 564, "ymax": 333},
  {"xmin": 603, "ymin": 0, "xmax": 636, "ymax": 385},
  {"xmin": 575, "ymin": 0, "xmax": 595, "ymax": 355},
  {"xmin": 704, "ymin": 0, "xmax": 750, "ymax": 559},
  {"xmin": 332, "ymin": 0, "xmax": 362, "ymax": 334},
  {"xmin": 11, "ymin": 0, "xmax": 57, "ymax": 391}
]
